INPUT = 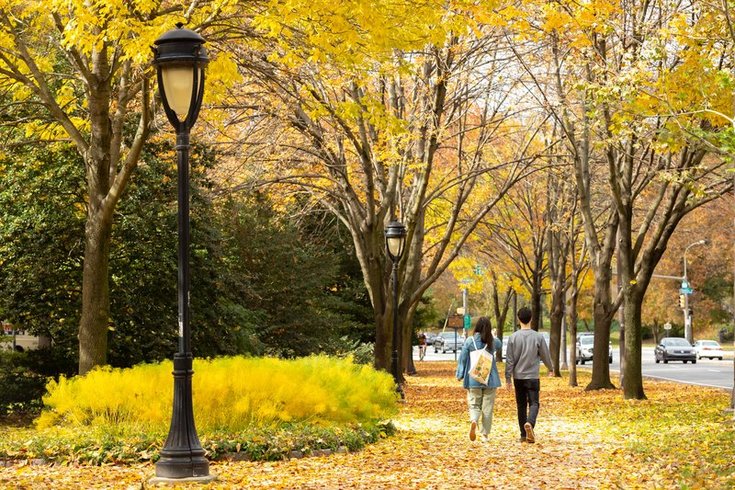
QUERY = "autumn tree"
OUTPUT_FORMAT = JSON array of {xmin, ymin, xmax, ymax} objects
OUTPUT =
[
  {"xmin": 508, "ymin": 0, "xmax": 734, "ymax": 397},
  {"xmin": 0, "ymin": 1, "xmax": 238, "ymax": 373},
  {"xmin": 223, "ymin": 1, "xmax": 541, "ymax": 374}
]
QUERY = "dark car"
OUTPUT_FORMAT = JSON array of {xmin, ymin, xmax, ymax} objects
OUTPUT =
[{"xmin": 655, "ymin": 337, "xmax": 696, "ymax": 364}]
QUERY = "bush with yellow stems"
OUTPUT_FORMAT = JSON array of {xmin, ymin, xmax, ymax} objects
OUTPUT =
[
  {"xmin": 37, "ymin": 355, "xmax": 398, "ymax": 432},
  {"xmin": 0, "ymin": 356, "xmax": 398, "ymax": 464}
]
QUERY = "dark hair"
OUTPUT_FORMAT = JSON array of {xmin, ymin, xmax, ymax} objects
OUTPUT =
[
  {"xmin": 518, "ymin": 306, "xmax": 532, "ymax": 325},
  {"xmin": 474, "ymin": 316, "xmax": 494, "ymax": 346}
]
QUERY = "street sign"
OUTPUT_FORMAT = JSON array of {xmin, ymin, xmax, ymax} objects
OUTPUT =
[
  {"xmin": 463, "ymin": 314, "xmax": 471, "ymax": 330},
  {"xmin": 447, "ymin": 315, "xmax": 463, "ymax": 328},
  {"xmin": 681, "ymin": 280, "xmax": 689, "ymax": 289},
  {"xmin": 663, "ymin": 322, "xmax": 672, "ymax": 330},
  {"xmin": 679, "ymin": 287, "xmax": 693, "ymax": 295}
]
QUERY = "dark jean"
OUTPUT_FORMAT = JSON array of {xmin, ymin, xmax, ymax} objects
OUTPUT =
[{"xmin": 513, "ymin": 378, "xmax": 540, "ymax": 437}]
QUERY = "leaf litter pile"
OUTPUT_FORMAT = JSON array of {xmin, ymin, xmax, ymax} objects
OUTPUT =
[{"xmin": 1, "ymin": 361, "xmax": 733, "ymax": 489}]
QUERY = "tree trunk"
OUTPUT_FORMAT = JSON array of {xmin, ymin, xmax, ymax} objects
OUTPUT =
[
  {"xmin": 403, "ymin": 307, "xmax": 417, "ymax": 375},
  {"xmin": 491, "ymin": 280, "xmax": 512, "ymax": 359},
  {"xmin": 568, "ymin": 287, "xmax": 579, "ymax": 387},
  {"xmin": 622, "ymin": 288, "xmax": 646, "ymax": 399},
  {"xmin": 586, "ymin": 268, "xmax": 616, "ymax": 390},
  {"xmin": 374, "ymin": 307, "xmax": 390, "ymax": 371},
  {"xmin": 78, "ymin": 214, "xmax": 112, "ymax": 374},
  {"xmin": 549, "ymin": 282, "xmax": 564, "ymax": 376},
  {"xmin": 531, "ymin": 273, "xmax": 543, "ymax": 331}
]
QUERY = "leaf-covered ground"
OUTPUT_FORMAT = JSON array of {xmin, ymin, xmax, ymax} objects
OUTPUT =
[{"xmin": 1, "ymin": 361, "xmax": 733, "ymax": 489}]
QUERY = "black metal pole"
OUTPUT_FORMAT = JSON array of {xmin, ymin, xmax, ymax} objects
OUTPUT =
[
  {"xmin": 390, "ymin": 260, "xmax": 404, "ymax": 399},
  {"xmin": 155, "ymin": 128, "xmax": 209, "ymax": 479}
]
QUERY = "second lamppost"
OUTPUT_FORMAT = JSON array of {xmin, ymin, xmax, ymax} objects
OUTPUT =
[
  {"xmin": 152, "ymin": 24, "xmax": 212, "ymax": 482},
  {"xmin": 385, "ymin": 220, "xmax": 407, "ymax": 397}
]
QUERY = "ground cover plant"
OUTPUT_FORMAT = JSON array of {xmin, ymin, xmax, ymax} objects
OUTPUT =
[
  {"xmin": 1, "ymin": 361, "xmax": 733, "ymax": 488},
  {"xmin": 0, "ymin": 356, "xmax": 397, "ymax": 464}
]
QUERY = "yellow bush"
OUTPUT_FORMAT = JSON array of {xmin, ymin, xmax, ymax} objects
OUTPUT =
[{"xmin": 36, "ymin": 356, "xmax": 398, "ymax": 432}]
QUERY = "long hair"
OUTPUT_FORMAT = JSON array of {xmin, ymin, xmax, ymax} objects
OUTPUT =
[{"xmin": 474, "ymin": 316, "xmax": 494, "ymax": 347}]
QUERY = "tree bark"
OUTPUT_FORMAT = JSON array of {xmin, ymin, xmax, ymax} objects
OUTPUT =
[
  {"xmin": 568, "ymin": 286, "xmax": 579, "ymax": 387},
  {"xmin": 78, "ymin": 214, "xmax": 113, "ymax": 373},
  {"xmin": 548, "ymin": 279, "xmax": 565, "ymax": 376},
  {"xmin": 622, "ymin": 288, "xmax": 646, "ymax": 399},
  {"xmin": 586, "ymin": 264, "xmax": 616, "ymax": 390}
]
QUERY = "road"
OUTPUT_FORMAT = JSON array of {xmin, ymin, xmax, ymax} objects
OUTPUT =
[
  {"xmin": 413, "ymin": 345, "xmax": 735, "ymax": 390},
  {"xmin": 608, "ymin": 347, "xmax": 734, "ymax": 390}
]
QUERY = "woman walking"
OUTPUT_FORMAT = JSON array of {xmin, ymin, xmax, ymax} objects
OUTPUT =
[{"xmin": 456, "ymin": 316, "xmax": 502, "ymax": 442}]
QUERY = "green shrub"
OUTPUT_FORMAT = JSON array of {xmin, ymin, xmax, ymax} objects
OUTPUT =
[
  {"xmin": 0, "ymin": 350, "xmax": 48, "ymax": 416},
  {"xmin": 37, "ymin": 355, "xmax": 397, "ymax": 431},
  {"xmin": 0, "ymin": 420, "xmax": 395, "ymax": 464}
]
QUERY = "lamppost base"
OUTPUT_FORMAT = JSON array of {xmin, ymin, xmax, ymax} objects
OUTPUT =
[{"xmin": 149, "ymin": 474, "xmax": 217, "ymax": 486}]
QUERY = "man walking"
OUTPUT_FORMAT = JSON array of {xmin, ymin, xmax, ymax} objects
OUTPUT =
[{"xmin": 505, "ymin": 307, "xmax": 553, "ymax": 443}]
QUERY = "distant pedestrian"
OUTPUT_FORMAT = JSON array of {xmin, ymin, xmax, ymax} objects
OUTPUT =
[
  {"xmin": 504, "ymin": 307, "xmax": 553, "ymax": 443},
  {"xmin": 418, "ymin": 332, "xmax": 427, "ymax": 361},
  {"xmin": 456, "ymin": 316, "xmax": 502, "ymax": 442}
]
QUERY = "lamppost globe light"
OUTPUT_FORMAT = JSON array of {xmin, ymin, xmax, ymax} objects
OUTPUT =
[
  {"xmin": 152, "ymin": 23, "xmax": 208, "ymax": 130},
  {"xmin": 151, "ymin": 24, "xmax": 213, "ymax": 483},
  {"xmin": 385, "ymin": 221, "xmax": 407, "ymax": 261}
]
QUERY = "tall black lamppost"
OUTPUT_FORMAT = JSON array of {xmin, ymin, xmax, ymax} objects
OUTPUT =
[
  {"xmin": 385, "ymin": 220, "xmax": 407, "ymax": 397},
  {"xmin": 151, "ymin": 24, "xmax": 212, "ymax": 482}
]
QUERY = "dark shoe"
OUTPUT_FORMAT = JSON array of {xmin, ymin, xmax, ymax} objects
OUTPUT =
[
  {"xmin": 469, "ymin": 421, "xmax": 477, "ymax": 441},
  {"xmin": 518, "ymin": 436, "xmax": 527, "ymax": 443},
  {"xmin": 524, "ymin": 422, "xmax": 535, "ymax": 443}
]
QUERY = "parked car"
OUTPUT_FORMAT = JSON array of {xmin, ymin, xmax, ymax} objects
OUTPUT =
[
  {"xmin": 575, "ymin": 335, "xmax": 613, "ymax": 364},
  {"xmin": 655, "ymin": 337, "xmax": 696, "ymax": 364},
  {"xmin": 433, "ymin": 331, "xmax": 463, "ymax": 353},
  {"xmin": 693, "ymin": 340, "xmax": 725, "ymax": 360}
]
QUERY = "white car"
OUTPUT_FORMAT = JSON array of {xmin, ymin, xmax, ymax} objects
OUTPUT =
[
  {"xmin": 575, "ymin": 335, "xmax": 613, "ymax": 364},
  {"xmin": 693, "ymin": 340, "xmax": 725, "ymax": 360}
]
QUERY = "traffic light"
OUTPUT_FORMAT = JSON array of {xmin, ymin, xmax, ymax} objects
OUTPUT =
[{"xmin": 678, "ymin": 294, "xmax": 686, "ymax": 308}]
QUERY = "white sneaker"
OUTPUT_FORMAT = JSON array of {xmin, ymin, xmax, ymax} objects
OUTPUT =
[{"xmin": 480, "ymin": 434, "xmax": 489, "ymax": 443}]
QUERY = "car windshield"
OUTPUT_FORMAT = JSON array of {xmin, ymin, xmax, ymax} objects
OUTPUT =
[
  {"xmin": 701, "ymin": 341, "xmax": 719, "ymax": 347},
  {"xmin": 580, "ymin": 337, "xmax": 594, "ymax": 345},
  {"xmin": 663, "ymin": 338, "xmax": 690, "ymax": 346},
  {"xmin": 441, "ymin": 332, "xmax": 456, "ymax": 339}
]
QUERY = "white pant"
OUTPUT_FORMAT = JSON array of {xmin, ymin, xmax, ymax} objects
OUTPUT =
[{"xmin": 467, "ymin": 387, "xmax": 498, "ymax": 435}]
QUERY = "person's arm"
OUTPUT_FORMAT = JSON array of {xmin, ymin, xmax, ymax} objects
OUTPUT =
[
  {"xmin": 539, "ymin": 334, "xmax": 553, "ymax": 372},
  {"xmin": 456, "ymin": 339, "xmax": 470, "ymax": 380},
  {"xmin": 504, "ymin": 337, "xmax": 515, "ymax": 386}
]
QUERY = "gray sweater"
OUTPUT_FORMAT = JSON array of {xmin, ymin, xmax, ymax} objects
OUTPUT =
[{"xmin": 504, "ymin": 329, "xmax": 553, "ymax": 382}]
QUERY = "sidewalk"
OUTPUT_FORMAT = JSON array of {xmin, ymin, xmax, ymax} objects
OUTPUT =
[{"xmin": 2, "ymin": 362, "xmax": 733, "ymax": 489}]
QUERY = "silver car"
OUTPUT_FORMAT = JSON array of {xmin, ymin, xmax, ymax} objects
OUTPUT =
[
  {"xmin": 433, "ymin": 331, "xmax": 463, "ymax": 353},
  {"xmin": 575, "ymin": 335, "xmax": 613, "ymax": 364}
]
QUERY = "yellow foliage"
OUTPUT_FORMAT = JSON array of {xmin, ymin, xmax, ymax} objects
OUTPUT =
[{"xmin": 37, "ymin": 356, "xmax": 398, "ymax": 432}]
